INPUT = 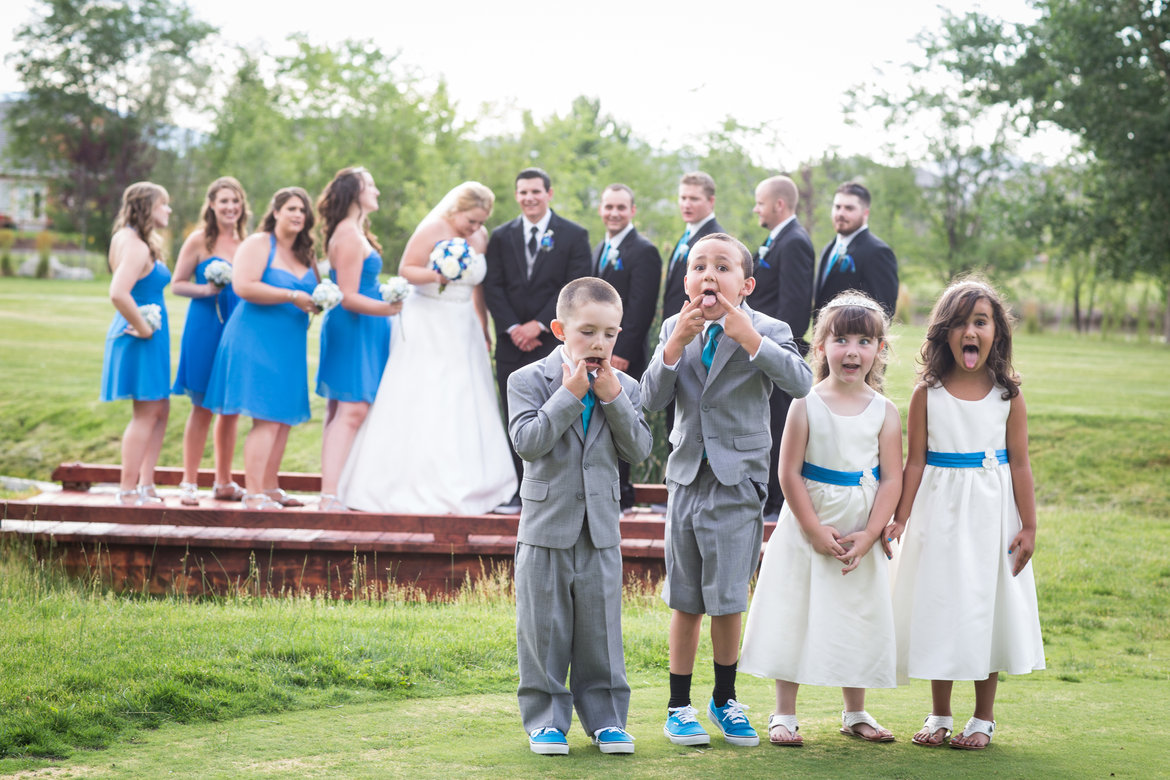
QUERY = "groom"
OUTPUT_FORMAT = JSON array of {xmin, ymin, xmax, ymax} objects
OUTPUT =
[{"xmin": 484, "ymin": 167, "xmax": 592, "ymax": 513}]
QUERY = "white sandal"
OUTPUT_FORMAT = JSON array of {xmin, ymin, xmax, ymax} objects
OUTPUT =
[
  {"xmin": 912, "ymin": 714, "xmax": 953, "ymax": 746},
  {"xmin": 116, "ymin": 489, "xmax": 141, "ymax": 506},
  {"xmin": 263, "ymin": 488, "xmax": 303, "ymax": 507},
  {"xmin": 213, "ymin": 481, "xmax": 246, "ymax": 501},
  {"xmin": 951, "ymin": 717, "xmax": 995, "ymax": 750},
  {"xmin": 179, "ymin": 481, "xmax": 200, "ymax": 506},
  {"xmin": 137, "ymin": 484, "xmax": 164, "ymax": 505},
  {"xmin": 242, "ymin": 492, "xmax": 282, "ymax": 510},
  {"xmin": 318, "ymin": 494, "xmax": 347, "ymax": 512},
  {"xmin": 767, "ymin": 713, "xmax": 802, "ymax": 746},
  {"xmin": 840, "ymin": 710, "xmax": 895, "ymax": 742}
]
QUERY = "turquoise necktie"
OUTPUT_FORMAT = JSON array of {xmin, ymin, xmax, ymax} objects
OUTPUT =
[
  {"xmin": 702, "ymin": 324, "xmax": 722, "ymax": 370},
  {"xmin": 822, "ymin": 241, "xmax": 843, "ymax": 284},
  {"xmin": 581, "ymin": 388, "xmax": 596, "ymax": 433},
  {"xmin": 599, "ymin": 242, "xmax": 611, "ymax": 272},
  {"xmin": 670, "ymin": 229, "xmax": 691, "ymax": 269}
]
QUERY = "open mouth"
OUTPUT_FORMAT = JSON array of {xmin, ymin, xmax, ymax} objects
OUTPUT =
[
  {"xmin": 583, "ymin": 357, "xmax": 603, "ymax": 369},
  {"xmin": 842, "ymin": 362, "xmax": 861, "ymax": 372},
  {"xmin": 962, "ymin": 344, "xmax": 980, "ymax": 369},
  {"xmin": 700, "ymin": 286, "xmax": 718, "ymax": 309}
]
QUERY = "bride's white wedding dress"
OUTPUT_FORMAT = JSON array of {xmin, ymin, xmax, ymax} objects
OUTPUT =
[{"xmin": 338, "ymin": 252, "xmax": 517, "ymax": 514}]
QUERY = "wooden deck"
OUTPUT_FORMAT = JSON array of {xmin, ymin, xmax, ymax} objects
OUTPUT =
[{"xmin": 1, "ymin": 463, "xmax": 688, "ymax": 598}]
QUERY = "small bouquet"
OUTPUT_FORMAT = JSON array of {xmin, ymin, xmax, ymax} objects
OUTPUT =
[
  {"xmin": 138, "ymin": 303, "xmax": 162, "ymax": 332},
  {"xmin": 311, "ymin": 279, "xmax": 343, "ymax": 311},
  {"xmin": 430, "ymin": 238, "xmax": 474, "ymax": 293},
  {"xmin": 379, "ymin": 276, "xmax": 410, "ymax": 304},
  {"xmin": 205, "ymin": 259, "xmax": 232, "ymax": 287}
]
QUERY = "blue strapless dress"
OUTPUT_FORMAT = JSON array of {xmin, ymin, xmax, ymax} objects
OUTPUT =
[
  {"xmin": 203, "ymin": 235, "xmax": 317, "ymax": 425},
  {"xmin": 316, "ymin": 251, "xmax": 391, "ymax": 403},
  {"xmin": 100, "ymin": 260, "xmax": 172, "ymax": 402},
  {"xmin": 172, "ymin": 256, "xmax": 240, "ymax": 407}
]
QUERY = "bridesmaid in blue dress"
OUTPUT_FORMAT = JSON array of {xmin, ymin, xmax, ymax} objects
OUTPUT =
[
  {"xmin": 314, "ymin": 167, "xmax": 404, "ymax": 511},
  {"xmin": 171, "ymin": 176, "xmax": 250, "ymax": 506},
  {"xmin": 203, "ymin": 187, "xmax": 320, "ymax": 510},
  {"xmin": 101, "ymin": 182, "xmax": 173, "ymax": 506}
]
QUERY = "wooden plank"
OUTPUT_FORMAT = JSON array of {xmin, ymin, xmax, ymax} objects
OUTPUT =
[{"xmin": 49, "ymin": 462, "xmax": 669, "ymax": 504}]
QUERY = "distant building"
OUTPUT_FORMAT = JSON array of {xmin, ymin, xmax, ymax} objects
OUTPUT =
[{"xmin": 0, "ymin": 97, "xmax": 51, "ymax": 231}]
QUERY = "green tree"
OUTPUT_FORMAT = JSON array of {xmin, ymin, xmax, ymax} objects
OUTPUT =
[
  {"xmin": 6, "ymin": 0, "xmax": 215, "ymax": 252},
  {"xmin": 939, "ymin": 1, "xmax": 1170, "ymax": 339}
]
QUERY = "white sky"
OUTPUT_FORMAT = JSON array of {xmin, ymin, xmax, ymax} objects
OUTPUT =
[{"xmin": 1, "ymin": 0, "xmax": 1050, "ymax": 167}]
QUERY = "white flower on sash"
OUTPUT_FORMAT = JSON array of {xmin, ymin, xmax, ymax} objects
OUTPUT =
[
  {"xmin": 138, "ymin": 303, "xmax": 162, "ymax": 331},
  {"xmin": 311, "ymin": 279, "xmax": 343, "ymax": 310},
  {"xmin": 982, "ymin": 448, "xmax": 999, "ymax": 469},
  {"xmin": 380, "ymin": 276, "xmax": 410, "ymax": 304},
  {"xmin": 205, "ymin": 259, "xmax": 232, "ymax": 287},
  {"xmin": 859, "ymin": 470, "xmax": 878, "ymax": 489}
]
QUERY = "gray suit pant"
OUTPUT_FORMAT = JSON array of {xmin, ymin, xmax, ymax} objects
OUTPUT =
[{"xmin": 515, "ymin": 530, "xmax": 629, "ymax": 736}]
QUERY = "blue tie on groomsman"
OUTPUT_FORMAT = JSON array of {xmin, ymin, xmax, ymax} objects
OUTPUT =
[
  {"xmin": 750, "ymin": 175, "xmax": 816, "ymax": 519},
  {"xmin": 593, "ymin": 183, "xmax": 661, "ymax": 509},
  {"xmin": 659, "ymin": 172, "xmax": 722, "ymax": 449},
  {"xmin": 813, "ymin": 181, "xmax": 899, "ymax": 321}
]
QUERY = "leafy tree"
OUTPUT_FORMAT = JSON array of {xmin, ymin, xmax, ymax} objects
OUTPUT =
[
  {"xmin": 6, "ymin": 0, "xmax": 215, "ymax": 252},
  {"xmin": 938, "ymin": 1, "xmax": 1170, "ymax": 338}
]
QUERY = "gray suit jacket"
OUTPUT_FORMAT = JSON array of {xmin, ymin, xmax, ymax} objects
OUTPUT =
[
  {"xmin": 641, "ymin": 303, "xmax": 813, "ymax": 487},
  {"xmin": 508, "ymin": 346, "xmax": 653, "ymax": 549}
]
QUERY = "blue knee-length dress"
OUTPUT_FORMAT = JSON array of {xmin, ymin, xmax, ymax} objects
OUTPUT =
[
  {"xmin": 316, "ymin": 250, "xmax": 391, "ymax": 403},
  {"xmin": 172, "ymin": 256, "xmax": 240, "ymax": 408},
  {"xmin": 203, "ymin": 235, "xmax": 317, "ymax": 426},
  {"xmin": 100, "ymin": 259, "xmax": 172, "ymax": 402}
]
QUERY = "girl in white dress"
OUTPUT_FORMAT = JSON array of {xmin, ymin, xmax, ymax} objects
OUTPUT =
[
  {"xmin": 338, "ymin": 182, "xmax": 517, "ymax": 514},
  {"xmin": 887, "ymin": 277, "xmax": 1044, "ymax": 750},
  {"xmin": 740, "ymin": 291, "xmax": 903, "ymax": 746}
]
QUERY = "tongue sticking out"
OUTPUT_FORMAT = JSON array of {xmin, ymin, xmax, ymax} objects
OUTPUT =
[
  {"xmin": 962, "ymin": 345, "xmax": 979, "ymax": 369},
  {"xmin": 701, "ymin": 291, "xmax": 718, "ymax": 308}
]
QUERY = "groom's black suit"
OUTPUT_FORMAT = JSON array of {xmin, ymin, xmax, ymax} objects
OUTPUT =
[{"xmin": 484, "ymin": 209, "xmax": 591, "ymax": 482}]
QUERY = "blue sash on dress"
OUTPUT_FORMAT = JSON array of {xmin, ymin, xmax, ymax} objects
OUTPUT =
[
  {"xmin": 801, "ymin": 462, "xmax": 880, "ymax": 486},
  {"xmin": 925, "ymin": 449, "xmax": 1009, "ymax": 468}
]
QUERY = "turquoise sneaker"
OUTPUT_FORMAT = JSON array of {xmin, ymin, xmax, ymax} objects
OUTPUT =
[
  {"xmin": 664, "ymin": 704, "xmax": 710, "ymax": 746},
  {"xmin": 528, "ymin": 727, "xmax": 568, "ymax": 755},
  {"xmin": 707, "ymin": 698, "xmax": 759, "ymax": 746},
  {"xmin": 592, "ymin": 727, "xmax": 635, "ymax": 754}
]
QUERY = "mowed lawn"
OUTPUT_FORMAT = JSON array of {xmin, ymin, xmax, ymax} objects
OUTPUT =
[{"xmin": 1, "ymin": 276, "xmax": 1169, "ymax": 777}]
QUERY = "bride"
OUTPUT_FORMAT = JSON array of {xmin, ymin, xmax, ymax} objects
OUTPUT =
[{"xmin": 338, "ymin": 182, "xmax": 517, "ymax": 514}]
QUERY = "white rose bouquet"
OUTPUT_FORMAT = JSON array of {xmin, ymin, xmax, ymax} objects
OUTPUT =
[
  {"xmin": 138, "ymin": 303, "xmax": 162, "ymax": 333},
  {"xmin": 311, "ymin": 279, "xmax": 343, "ymax": 311},
  {"xmin": 430, "ymin": 238, "xmax": 475, "ymax": 293},
  {"xmin": 379, "ymin": 276, "xmax": 410, "ymax": 304},
  {"xmin": 205, "ymin": 259, "xmax": 232, "ymax": 287}
]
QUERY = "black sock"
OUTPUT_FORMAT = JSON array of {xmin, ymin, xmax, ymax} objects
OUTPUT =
[
  {"xmin": 668, "ymin": 673, "xmax": 692, "ymax": 710},
  {"xmin": 712, "ymin": 661, "xmax": 737, "ymax": 708}
]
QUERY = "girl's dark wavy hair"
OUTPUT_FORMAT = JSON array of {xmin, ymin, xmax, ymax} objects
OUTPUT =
[
  {"xmin": 918, "ymin": 276, "xmax": 1020, "ymax": 399},
  {"xmin": 260, "ymin": 187, "xmax": 319, "ymax": 281},
  {"xmin": 201, "ymin": 176, "xmax": 250, "ymax": 253},
  {"xmin": 316, "ymin": 166, "xmax": 381, "ymax": 252}
]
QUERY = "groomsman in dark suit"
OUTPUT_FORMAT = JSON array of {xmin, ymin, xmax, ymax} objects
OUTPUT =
[
  {"xmin": 751, "ymin": 175, "xmax": 815, "ymax": 519},
  {"xmin": 594, "ymin": 183, "xmax": 662, "ymax": 509},
  {"xmin": 485, "ymin": 167, "xmax": 592, "ymax": 512},
  {"xmin": 660, "ymin": 172, "xmax": 722, "ymax": 444},
  {"xmin": 814, "ymin": 181, "xmax": 899, "ymax": 319}
]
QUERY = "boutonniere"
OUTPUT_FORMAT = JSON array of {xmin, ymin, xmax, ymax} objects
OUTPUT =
[
  {"xmin": 610, "ymin": 248, "xmax": 623, "ymax": 271},
  {"xmin": 840, "ymin": 253, "xmax": 855, "ymax": 273},
  {"xmin": 540, "ymin": 229, "xmax": 555, "ymax": 252},
  {"xmin": 757, "ymin": 245, "xmax": 772, "ymax": 269}
]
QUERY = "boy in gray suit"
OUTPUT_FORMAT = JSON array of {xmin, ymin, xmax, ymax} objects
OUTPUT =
[
  {"xmin": 507, "ymin": 277, "xmax": 653, "ymax": 756},
  {"xmin": 641, "ymin": 234, "xmax": 813, "ymax": 747}
]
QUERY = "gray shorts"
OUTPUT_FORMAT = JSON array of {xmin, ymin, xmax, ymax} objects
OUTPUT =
[{"xmin": 662, "ymin": 464, "xmax": 765, "ymax": 616}]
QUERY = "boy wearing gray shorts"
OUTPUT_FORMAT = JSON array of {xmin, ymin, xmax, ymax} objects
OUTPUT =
[{"xmin": 641, "ymin": 233, "xmax": 812, "ymax": 746}]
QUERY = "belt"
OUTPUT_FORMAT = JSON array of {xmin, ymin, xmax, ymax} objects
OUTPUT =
[
  {"xmin": 800, "ymin": 462, "xmax": 880, "ymax": 486},
  {"xmin": 925, "ymin": 449, "xmax": 1009, "ymax": 468}
]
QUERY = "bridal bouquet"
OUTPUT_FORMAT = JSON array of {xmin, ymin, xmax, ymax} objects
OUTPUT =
[
  {"xmin": 430, "ymin": 238, "xmax": 474, "ymax": 293},
  {"xmin": 138, "ymin": 303, "xmax": 162, "ymax": 332},
  {"xmin": 205, "ymin": 259, "xmax": 232, "ymax": 287},
  {"xmin": 311, "ymin": 279, "xmax": 343, "ymax": 311},
  {"xmin": 380, "ymin": 276, "xmax": 410, "ymax": 304}
]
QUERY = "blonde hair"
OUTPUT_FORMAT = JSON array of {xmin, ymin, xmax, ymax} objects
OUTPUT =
[
  {"xmin": 112, "ymin": 181, "xmax": 168, "ymax": 260},
  {"xmin": 680, "ymin": 171, "xmax": 715, "ymax": 198},
  {"xmin": 442, "ymin": 181, "xmax": 494, "ymax": 218}
]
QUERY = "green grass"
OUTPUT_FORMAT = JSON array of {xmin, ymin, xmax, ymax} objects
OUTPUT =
[{"xmin": 2, "ymin": 276, "xmax": 1169, "ymax": 776}]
